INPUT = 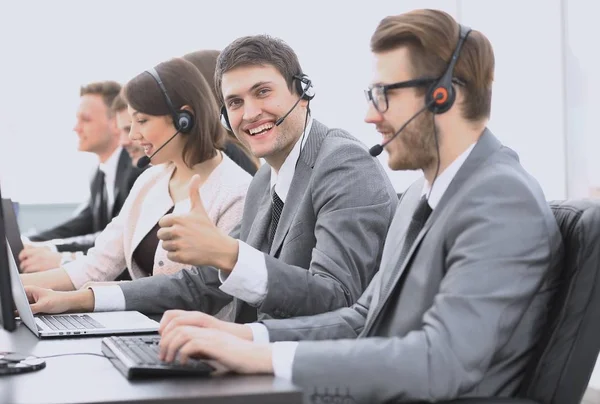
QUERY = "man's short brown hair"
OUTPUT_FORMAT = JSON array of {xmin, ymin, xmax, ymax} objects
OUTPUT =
[
  {"xmin": 110, "ymin": 92, "xmax": 127, "ymax": 114},
  {"xmin": 371, "ymin": 9, "xmax": 495, "ymax": 122},
  {"xmin": 80, "ymin": 81, "xmax": 122, "ymax": 115},
  {"xmin": 214, "ymin": 35, "xmax": 304, "ymax": 104}
]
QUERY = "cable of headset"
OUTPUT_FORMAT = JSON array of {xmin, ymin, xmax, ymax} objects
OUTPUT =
[
  {"xmin": 427, "ymin": 114, "xmax": 441, "ymax": 202},
  {"xmin": 293, "ymin": 101, "xmax": 311, "ymax": 171},
  {"xmin": 36, "ymin": 352, "xmax": 107, "ymax": 359}
]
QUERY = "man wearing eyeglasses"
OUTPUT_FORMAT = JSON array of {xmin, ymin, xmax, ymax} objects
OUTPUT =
[{"xmin": 154, "ymin": 9, "xmax": 562, "ymax": 404}]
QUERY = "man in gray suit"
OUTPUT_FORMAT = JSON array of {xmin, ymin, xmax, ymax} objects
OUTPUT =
[
  {"xmin": 26, "ymin": 35, "xmax": 398, "ymax": 322},
  {"xmin": 154, "ymin": 9, "xmax": 563, "ymax": 403}
]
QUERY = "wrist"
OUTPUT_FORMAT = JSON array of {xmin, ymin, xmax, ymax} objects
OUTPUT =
[
  {"xmin": 255, "ymin": 344, "xmax": 274, "ymax": 374},
  {"xmin": 225, "ymin": 323, "xmax": 253, "ymax": 341},
  {"xmin": 216, "ymin": 236, "xmax": 239, "ymax": 273},
  {"xmin": 59, "ymin": 252, "xmax": 75, "ymax": 265},
  {"xmin": 71, "ymin": 289, "xmax": 95, "ymax": 312}
]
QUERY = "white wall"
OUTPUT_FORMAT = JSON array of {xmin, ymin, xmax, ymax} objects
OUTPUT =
[
  {"xmin": 0, "ymin": 0, "xmax": 589, "ymax": 204},
  {"xmin": 563, "ymin": 0, "xmax": 600, "ymax": 199}
]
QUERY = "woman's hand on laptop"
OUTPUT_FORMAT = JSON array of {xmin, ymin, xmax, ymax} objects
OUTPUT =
[
  {"xmin": 24, "ymin": 285, "xmax": 95, "ymax": 314},
  {"xmin": 159, "ymin": 310, "xmax": 253, "ymax": 341}
]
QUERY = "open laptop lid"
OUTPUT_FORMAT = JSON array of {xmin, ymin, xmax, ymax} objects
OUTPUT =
[
  {"xmin": 1, "ymin": 198, "xmax": 24, "ymax": 268},
  {"xmin": 5, "ymin": 239, "xmax": 41, "ymax": 337},
  {"xmin": 0, "ymin": 189, "xmax": 17, "ymax": 331}
]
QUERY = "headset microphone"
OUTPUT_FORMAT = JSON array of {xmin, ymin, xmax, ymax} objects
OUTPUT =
[
  {"xmin": 369, "ymin": 97, "xmax": 439, "ymax": 157},
  {"xmin": 136, "ymin": 130, "xmax": 181, "ymax": 168},
  {"xmin": 275, "ymin": 96, "xmax": 303, "ymax": 126}
]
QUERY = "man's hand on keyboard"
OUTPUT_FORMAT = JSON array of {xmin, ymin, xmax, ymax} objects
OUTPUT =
[
  {"xmin": 19, "ymin": 245, "xmax": 61, "ymax": 273},
  {"xmin": 159, "ymin": 310, "xmax": 253, "ymax": 340},
  {"xmin": 24, "ymin": 285, "xmax": 95, "ymax": 314},
  {"xmin": 158, "ymin": 325, "xmax": 274, "ymax": 375}
]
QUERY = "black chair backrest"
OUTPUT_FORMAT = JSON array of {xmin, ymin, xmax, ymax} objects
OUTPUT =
[{"xmin": 518, "ymin": 199, "xmax": 600, "ymax": 403}]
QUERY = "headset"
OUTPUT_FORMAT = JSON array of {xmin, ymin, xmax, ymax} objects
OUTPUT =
[
  {"xmin": 219, "ymin": 73, "xmax": 315, "ymax": 132},
  {"xmin": 145, "ymin": 67, "xmax": 194, "ymax": 134},
  {"xmin": 425, "ymin": 24, "xmax": 472, "ymax": 114}
]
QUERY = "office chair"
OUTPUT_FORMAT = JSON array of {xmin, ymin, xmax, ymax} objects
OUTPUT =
[{"xmin": 432, "ymin": 199, "xmax": 600, "ymax": 404}]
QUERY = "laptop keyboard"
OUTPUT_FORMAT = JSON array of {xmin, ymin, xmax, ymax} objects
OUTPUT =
[
  {"xmin": 102, "ymin": 336, "xmax": 214, "ymax": 379},
  {"xmin": 38, "ymin": 314, "xmax": 105, "ymax": 331}
]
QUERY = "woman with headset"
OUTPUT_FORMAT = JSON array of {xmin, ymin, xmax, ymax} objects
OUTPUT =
[
  {"xmin": 182, "ymin": 50, "xmax": 261, "ymax": 175},
  {"xmin": 21, "ymin": 57, "xmax": 252, "ymax": 291}
]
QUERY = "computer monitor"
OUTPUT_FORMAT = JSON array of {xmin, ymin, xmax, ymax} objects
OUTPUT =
[{"xmin": 0, "ymin": 184, "xmax": 17, "ymax": 331}]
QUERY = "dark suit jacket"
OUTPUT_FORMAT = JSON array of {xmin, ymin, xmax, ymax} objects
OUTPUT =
[{"xmin": 29, "ymin": 149, "xmax": 143, "ymax": 253}]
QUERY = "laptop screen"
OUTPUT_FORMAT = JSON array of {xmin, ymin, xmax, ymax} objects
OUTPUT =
[
  {"xmin": 0, "ymin": 184, "xmax": 17, "ymax": 331},
  {"xmin": 2, "ymin": 198, "xmax": 24, "ymax": 267}
]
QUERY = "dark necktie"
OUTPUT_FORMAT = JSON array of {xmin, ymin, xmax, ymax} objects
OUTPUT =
[
  {"xmin": 269, "ymin": 189, "xmax": 284, "ymax": 246},
  {"xmin": 97, "ymin": 170, "xmax": 109, "ymax": 229},
  {"xmin": 397, "ymin": 195, "xmax": 433, "ymax": 270},
  {"xmin": 366, "ymin": 195, "xmax": 433, "ymax": 335}
]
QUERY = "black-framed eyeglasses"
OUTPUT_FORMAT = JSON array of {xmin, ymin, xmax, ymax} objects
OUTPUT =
[{"xmin": 364, "ymin": 77, "xmax": 437, "ymax": 113}]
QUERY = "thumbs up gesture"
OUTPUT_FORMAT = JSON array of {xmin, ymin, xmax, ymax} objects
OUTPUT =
[{"xmin": 158, "ymin": 175, "xmax": 239, "ymax": 271}]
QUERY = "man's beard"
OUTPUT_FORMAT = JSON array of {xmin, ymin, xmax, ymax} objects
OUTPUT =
[{"xmin": 389, "ymin": 112, "xmax": 438, "ymax": 172}]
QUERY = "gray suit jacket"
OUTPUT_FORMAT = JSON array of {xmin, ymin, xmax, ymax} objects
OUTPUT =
[
  {"xmin": 119, "ymin": 120, "xmax": 398, "ymax": 321},
  {"xmin": 262, "ymin": 129, "xmax": 563, "ymax": 403}
]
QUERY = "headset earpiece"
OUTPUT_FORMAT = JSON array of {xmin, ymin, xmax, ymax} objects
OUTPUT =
[
  {"xmin": 294, "ymin": 74, "xmax": 315, "ymax": 101},
  {"xmin": 145, "ymin": 67, "xmax": 194, "ymax": 134},
  {"xmin": 426, "ymin": 82, "xmax": 456, "ymax": 114},
  {"xmin": 176, "ymin": 110, "xmax": 194, "ymax": 133},
  {"xmin": 426, "ymin": 24, "xmax": 471, "ymax": 114},
  {"xmin": 220, "ymin": 106, "xmax": 232, "ymax": 132}
]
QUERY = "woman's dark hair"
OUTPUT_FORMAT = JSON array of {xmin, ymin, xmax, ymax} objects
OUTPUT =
[
  {"xmin": 123, "ymin": 57, "xmax": 225, "ymax": 168},
  {"xmin": 182, "ymin": 50, "xmax": 260, "ymax": 174}
]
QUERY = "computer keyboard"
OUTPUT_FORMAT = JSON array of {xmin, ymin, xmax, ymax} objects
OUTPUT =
[{"xmin": 101, "ymin": 336, "xmax": 215, "ymax": 379}]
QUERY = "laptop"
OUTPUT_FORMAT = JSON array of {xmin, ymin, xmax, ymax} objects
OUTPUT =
[
  {"xmin": 0, "ymin": 190, "xmax": 160, "ymax": 338},
  {"xmin": 5, "ymin": 239, "xmax": 160, "ymax": 338}
]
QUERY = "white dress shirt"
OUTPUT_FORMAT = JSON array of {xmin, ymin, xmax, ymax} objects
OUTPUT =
[
  {"xmin": 251, "ymin": 141, "xmax": 477, "ymax": 381},
  {"xmin": 217, "ymin": 117, "xmax": 314, "ymax": 304}
]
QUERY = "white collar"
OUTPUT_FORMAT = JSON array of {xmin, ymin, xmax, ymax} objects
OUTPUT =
[
  {"xmin": 98, "ymin": 146, "xmax": 122, "ymax": 179},
  {"xmin": 270, "ymin": 116, "xmax": 314, "ymax": 202},
  {"xmin": 421, "ymin": 143, "xmax": 475, "ymax": 209}
]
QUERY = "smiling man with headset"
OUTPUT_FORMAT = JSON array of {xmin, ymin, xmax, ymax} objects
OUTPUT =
[
  {"xmin": 153, "ymin": 9, "xmax": 563, "ymax": 403},
  {"xmin": 26, "ymin": 35, "xmax": 398, "ymax": 324}
]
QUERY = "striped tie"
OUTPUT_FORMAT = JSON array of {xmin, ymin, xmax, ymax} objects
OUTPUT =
[{"xmin": 269, "ymin": 190, "xmax": 284, "ymax": 246}]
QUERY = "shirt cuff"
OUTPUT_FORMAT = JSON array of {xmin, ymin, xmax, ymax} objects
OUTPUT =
[
  {"xmin": 247, "ymin": 323, "xmax": 270, "ymax": 343},
  {"xmin": 218, "ymin": 241, "xmax": 268, "ymax": 305},
  {"xmin": 272, "ymin": 342, "xmax": 299, "ymax": 381},
  {"xmin": 89, "ymin": 285, "xmax": 126, "ymax": 312}
]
